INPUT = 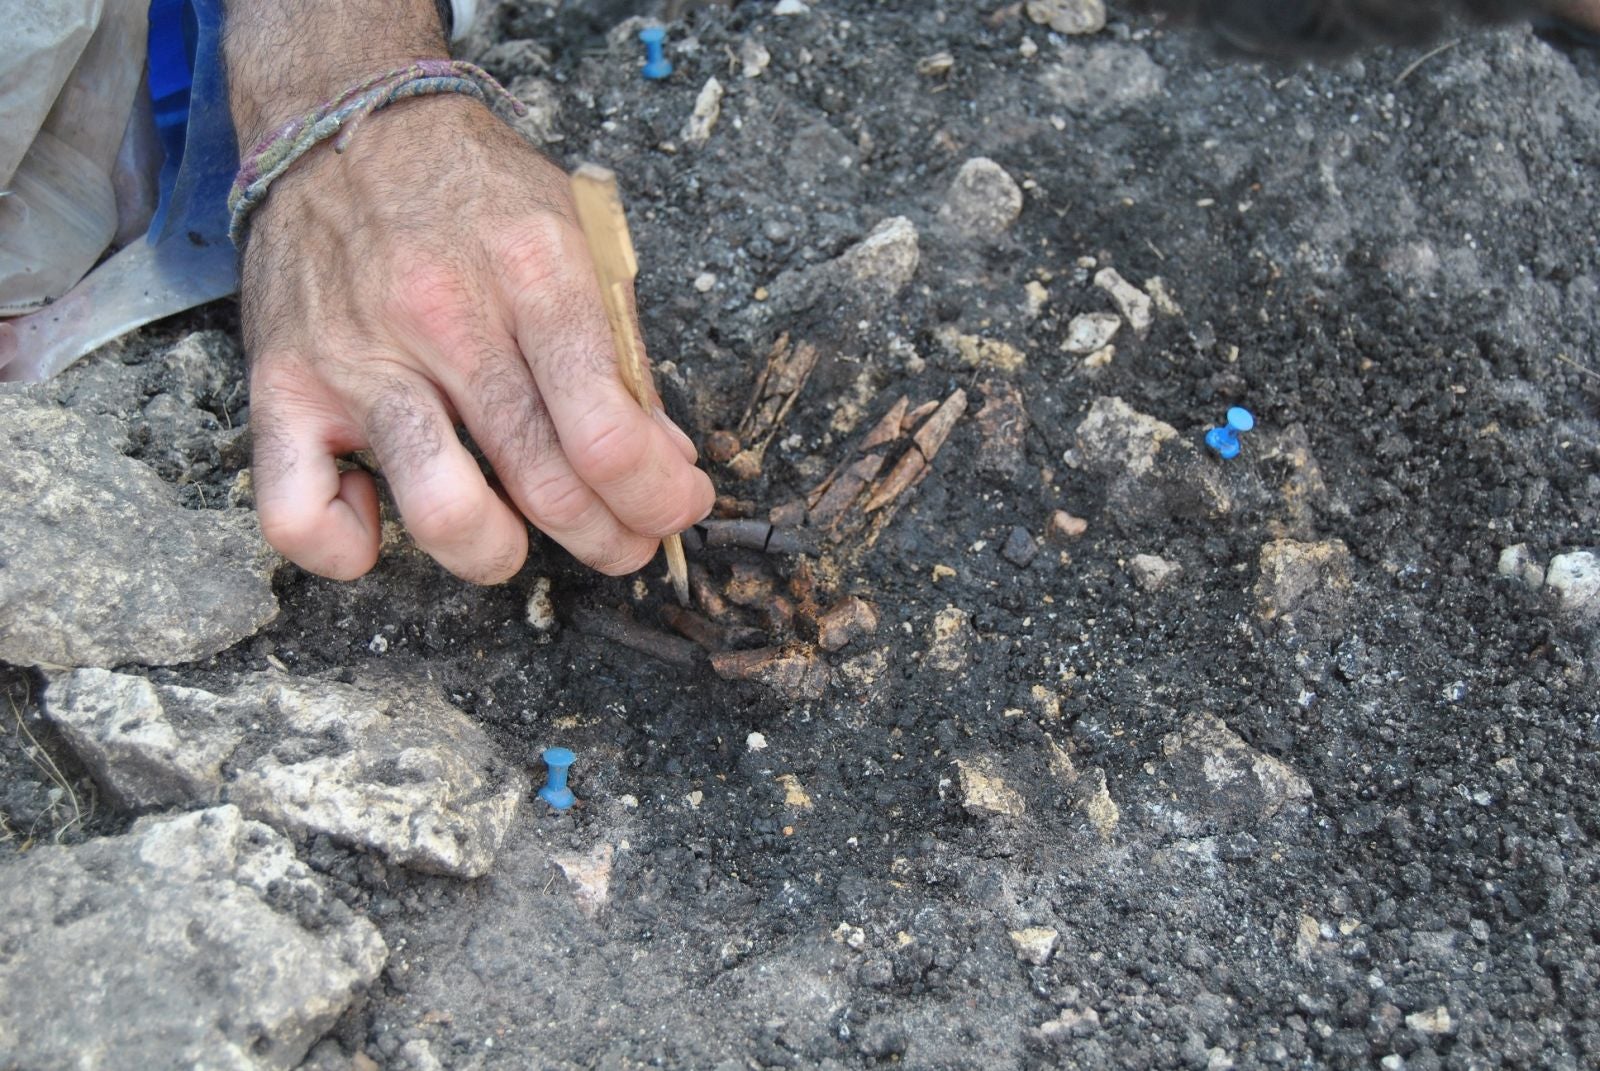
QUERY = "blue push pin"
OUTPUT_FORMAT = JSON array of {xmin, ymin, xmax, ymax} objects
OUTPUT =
[
  {"xmin": 1205, "ymin": 407, "xmax": 1255, "ymax": 460},
  {"xmin": 538, "ymin": 747, "xmax": 576, "ymax": 810},
  {"xmin": 639, "ymin": 27, "xmax": 673, "ymax": 80}
]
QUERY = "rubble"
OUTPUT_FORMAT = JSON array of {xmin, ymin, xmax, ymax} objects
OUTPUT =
[
  {"xmin": 1026, "ymin": 0, "xmax": 1107, "ymax": 35},
  {"xmin": 1062, "ymin": 312, "xmax": 1122, "ymax": 355},
  {"xmin": 0, "ymin": 807, "xmax": 386, "ymax": 1071},
  {"xmin": 1009, "ymin": 927, "xmax": 1060, "ymax": 965},
  {"xmin": 1072, "ymin": 396, "xmax": 1230, "ymax": 524},
  {"xmin": 1002, "ymin": 526, "xmax": 1040, "ymax": 567},
  {"xmin": 1545, "ymin": 551, "xmax": 1600, "ymax": 620},
  {"xmin": 1157, "ymin": 714, "xmax": 1314, "ymax": 834},
  {"xmin": 681, "ymin": 77, "xmax": 724, "ymax": 147},
  {"xmin": 954, "ymin": 760, "xmax": 1026, "ymax": 818},
  {"xmin": 552, "ymin": 844, "xmax": 614, "ymax": 918},
  {"xmin": 1256, "ymin": 539, "xmax": 1353, "ymax": 637},
  {"xmin": 0, "ymin": 392, "xmax": 278, "ymax": 669},
  {"xmin": 765, "ymin": 217, "xmax": 920, "ymax": 315},
  {"xmin": 44, "ymin": 669, "xmax": 527, "ymax": 878},
  {"xmin": 1128, "ymin": 553, "xmax": 1181, "ymax": 591},
  {"xmin": 938, "ymin": 157, "xmax": 1024, "ymax": 238},
  {"xmin": 1094, "ymin": 268, "xmax": 1154, "ymax": 336}
]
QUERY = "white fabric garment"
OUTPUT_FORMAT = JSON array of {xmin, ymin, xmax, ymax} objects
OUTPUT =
[{"xmin": 0, "ymin": 0, "xmax": 150, "ymax": 315}]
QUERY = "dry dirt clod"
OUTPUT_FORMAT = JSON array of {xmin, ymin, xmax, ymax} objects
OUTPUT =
[
  {"xmin": 975, "ymin": 379, "xmax": 1028, "ymax": 479},
  {"xmin": 935, "ymin": 327, "xmax": 1027, "ymax": 372},
  {"xmin": 817, "ymin": 597, "xmax": 880, "ymax": 651},
  {"xmin": 1128, "ymin": 553, "xmax": 1181, "ymax": 591},
  {"xmin": 926, "ymin": 606, "xmax": 975, "ymax": 672},
  {"xmin": 1255, "ymin": 538, "xmax": 1353, "ymax": 636},
  {"xmin": 953, "ymin": 760, "xmax": 1026, "ymax": 818}
]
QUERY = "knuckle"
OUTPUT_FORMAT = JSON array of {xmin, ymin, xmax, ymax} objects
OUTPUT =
[
  {"xmin": 258, "ymin": 506, "xmax": 320, "ymax": 561},
  {"xmin": 388, "ymin": 263, "xmax": 474, "ymax": 340},
  {"xmin": 499, "ymin": 214, "xmax": 580, "ymax": 295},
  {"xmin": 406, "ymin": 489, "xmax": 487, "ymax": 547},
  {"xmin": 567, "ymin": 410, "xmax": 649, "ymax": 486},
  {"xmin": 522, "ymin": 467, "xmax": 595, "ymax": 531}
]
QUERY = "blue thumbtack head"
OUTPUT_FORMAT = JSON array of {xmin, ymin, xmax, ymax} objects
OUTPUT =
[
  {"xmin": 539, "ymin": 747, "xmax": 576, "ymax": 810},
  {"xmin": 1205, "ymin": 407, "xmax": 1255, "ymax": 460},
  {"xmin": 639, "ymin": 27, "xmax": 673, "ymax": 80}
]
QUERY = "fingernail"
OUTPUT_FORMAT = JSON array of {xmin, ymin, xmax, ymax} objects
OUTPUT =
[{"xmin": 654, "ymin": 406, "xmax": 698, "ymax": 460}]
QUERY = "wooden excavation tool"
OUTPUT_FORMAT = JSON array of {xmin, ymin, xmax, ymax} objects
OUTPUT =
[{"xmin": 571, "ymin": 163, "xmax": 691, "ymax": 605}]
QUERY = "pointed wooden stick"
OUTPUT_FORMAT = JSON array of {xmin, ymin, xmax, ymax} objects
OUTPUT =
[{"xmin": 571, "ymin": 163, "xmax": 691, "ymax": 605}]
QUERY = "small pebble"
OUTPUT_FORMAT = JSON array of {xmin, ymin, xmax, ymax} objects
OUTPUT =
[
  {"xmin": 746, "ymin": 731, "xmax": 769, "ymax": 752},
  {"xmin": 1049, "ymin": 510, "xmax": 1088, "ymax": 540},
  {"xmin": 1002, "ymin": 526, "xmax": 1039, "ymax": 567},
  {"xmin": 525, "ymin": 577, "xmax": 557, "ymax": 632},
  {"xmin": 1129, "ymin": 553, "xmax": 1181, "ymax": 591},
  {"xmin": 693, "ymin": 271, "xmax": 717, "ymax": 293}
]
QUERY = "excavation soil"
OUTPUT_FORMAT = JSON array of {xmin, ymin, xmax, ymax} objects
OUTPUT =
[{"xmin": 6, "ymin": 2, "xmax": 1600, "ymax": 1068}]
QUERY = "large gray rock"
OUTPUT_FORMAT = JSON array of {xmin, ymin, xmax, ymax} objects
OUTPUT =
[
  {"xmin": 0, "ymin": 806, "xmax": 386, "ymax": 1071},
  {"xmin": 1154, "ymin": 714, "xmax": 1313, "ymax": 835},
  {"xmin": 764, "ymin": 216, "xmax": 920, "ymax": 316},
  {"xmin": 0, "ymin": 390, "xmax": 278, "ymax": 668},
  {"xmin": 1071, "ymin": 396, "xmax": 1230, "ymax": 525},
  {"xmin": 1040, "ymin": 43, "xmax": 1166, "ymax": 116},
  {"xmin": 44, "ymin": 669, "xmax": 527, "ymax": 878}
]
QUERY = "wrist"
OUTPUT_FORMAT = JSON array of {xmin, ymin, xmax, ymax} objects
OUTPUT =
[{"xmin": 223, "ymin": 0, "xmax": 450, "ymax": 150}]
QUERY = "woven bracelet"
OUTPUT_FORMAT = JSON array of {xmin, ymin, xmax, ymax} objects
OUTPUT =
[{"xmin": 226, "ymin": 59, "xmax": 527, "ymax": 246}]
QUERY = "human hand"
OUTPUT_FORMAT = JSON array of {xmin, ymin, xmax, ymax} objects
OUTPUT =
[{"xmin": 234, "ymin": 94, "xmax": 714, "ymax": 583}]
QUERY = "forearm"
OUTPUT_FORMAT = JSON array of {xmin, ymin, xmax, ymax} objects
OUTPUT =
[{"xmin": 221, "ymin": 0, "xmax": 451, "ymax": 149}]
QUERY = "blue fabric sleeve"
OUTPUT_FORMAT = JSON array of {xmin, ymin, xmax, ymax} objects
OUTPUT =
[{"xmin": 146, "ymin": 0, "xmax": 236, "ymax": 252}]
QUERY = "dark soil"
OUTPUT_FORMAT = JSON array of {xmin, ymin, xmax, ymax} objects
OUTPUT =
[{"xmin": 8, "ymin": 2, "xmax": 1600, "ymax": 1068}]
